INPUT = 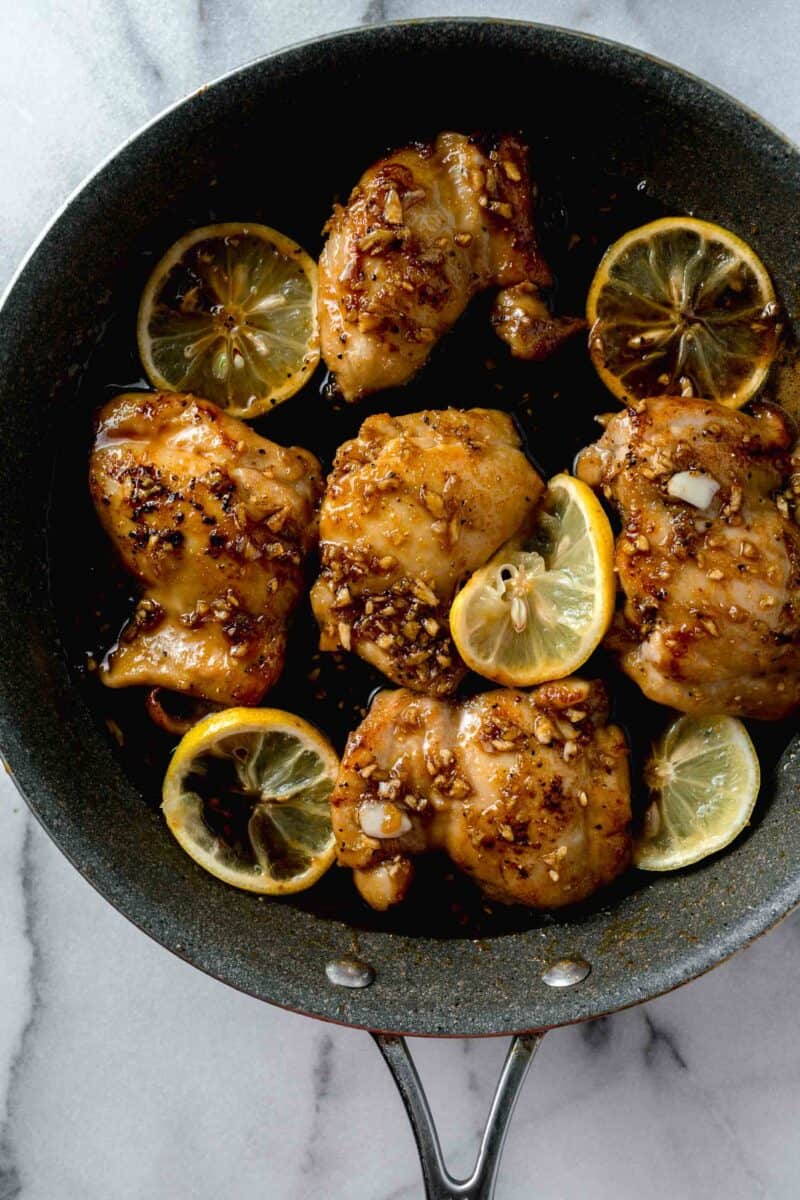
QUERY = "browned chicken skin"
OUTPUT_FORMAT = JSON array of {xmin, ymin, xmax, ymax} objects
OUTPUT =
[
  {"xmin": 318, "ymin": 131, "xmax": 553, "ymax": 401},
  {"xmin": 310, "ymin": 408, "xmax": 544, "ymax": 696},
  {"xmin": 491, "ymin": 282, "xmax": 586, "ymax": 360},
  {"xmin": 332, "ymin": 680, "xmax": 632, "ymax": 910},
  {"xmin": 90, "ymin": 391, "xmax": 322, "ymax": 705},
  {"xmin": 578, "ymin": 396, "xmax": 800, "ymax": 719}
]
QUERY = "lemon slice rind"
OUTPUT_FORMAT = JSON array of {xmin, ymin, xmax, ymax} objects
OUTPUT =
[
  {"xmin": 138, "ymin": 222, "xmax": 319, "ymax": 419},
  {"xmin": 449, "ymin": 474, "xmax": 615, "ymax": 687},
  {"xmin": 586, "ymin": 216, "xmax": 778, "ymax": 409},
  {"xmin": 634, "ymin": 714, "xmax": 760, "ymax": 872},
  {"xmin": 162, "ymin": 707, "xmax": 338, "ymax": 895}
]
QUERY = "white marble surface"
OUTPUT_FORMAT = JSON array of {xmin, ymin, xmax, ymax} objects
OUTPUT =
[{"xmin": 2, "ymin": 3, "xmax": 800, "ymax": 1197}]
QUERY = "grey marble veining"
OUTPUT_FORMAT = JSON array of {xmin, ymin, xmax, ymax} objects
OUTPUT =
[{"xmin": 2, "ymin": 2, "xmax": 800, "ymax": 1197}]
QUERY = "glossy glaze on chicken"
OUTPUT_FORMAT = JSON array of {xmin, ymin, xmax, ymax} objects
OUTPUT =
[
  {"xmin": 331, "ymin": 679, "xmax": 631, "ymax": 910},
  {"xmin": 318, "ymin": 131, "xmax": 556, "ymax": 401},
  {"xmin": 578, "ymin": 396, "xmax": 800, "ymax": 719},
  {"xmin": 90, "ymin": 391, "xmax": 321, "ymax": 705}
]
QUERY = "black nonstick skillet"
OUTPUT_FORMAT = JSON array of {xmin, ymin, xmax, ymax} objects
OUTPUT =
[{"xmin": 2, "ymin": 21, "xmax": 800, "ymax": 1197}]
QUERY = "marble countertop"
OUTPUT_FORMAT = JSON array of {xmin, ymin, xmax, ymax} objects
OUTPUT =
[{"xmin": 2, "ymin": 3, "xmax": 800, "ymax": 1197}]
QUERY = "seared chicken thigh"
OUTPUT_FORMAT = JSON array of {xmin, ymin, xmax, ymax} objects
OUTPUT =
[
  {"xmin": 578, "ymin": 396, "xmax": 800, "ymax": 719},
  {"xmin": 319, "ymin": 132, "xmax": 552, "ymax": 401},
  {"xmin": 332, "ymin": 679, "xmax": 631, "ymax": 910},
  {"xmin": 90, "ymin": 391, "xmax": 322, "ymax": 705},
  {"xmin": 310, "ymin": 408, "xmax": 544, "ymax": 695}
]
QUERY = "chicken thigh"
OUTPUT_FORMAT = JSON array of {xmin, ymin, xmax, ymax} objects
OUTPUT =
[
  {"xmin": 90, "ymin": 391, "xmax": 322, "ymax": 705},
  {"xmin": 577, "ymin": 396, "xmax": 800, "ymax": 719},
  {"xmin": 331, "ymin": 679, "xmax": 631, "ymax": 910},
  {"xmin": 318, "ymin": 131, "xmax": 553, "ymax": 401},
  {"xmin": 310, "ymin": 408, "xmax": 544, "ymax": 695}
]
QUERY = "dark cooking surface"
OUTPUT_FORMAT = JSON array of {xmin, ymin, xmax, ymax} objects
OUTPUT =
[{"xmin": 2, "ymin": 21, "xmax": 800, "ymax": 1034}]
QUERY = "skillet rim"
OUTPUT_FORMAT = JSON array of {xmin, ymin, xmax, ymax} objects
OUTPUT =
[
  {"xmin": 5, "ymin": 14, "xmax": 800, "ymax": 315},
  {"xmin": 2, "ymin": 17, "xmax": 800, "ymax": 1037}
]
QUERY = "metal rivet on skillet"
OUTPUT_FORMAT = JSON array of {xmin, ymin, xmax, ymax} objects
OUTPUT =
[
  {"xmin": 325, "ymin": 957, "xmax": 375, "ymax": 989},
  {"xmin": 541, "ymin": 958, "xmax": 591, "ymax": 988}
]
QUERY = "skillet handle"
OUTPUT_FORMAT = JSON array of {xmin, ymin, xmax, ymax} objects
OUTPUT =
[{"xmin": 371, "ymin": 1031, "xmax": 545, "ymax": 1199}]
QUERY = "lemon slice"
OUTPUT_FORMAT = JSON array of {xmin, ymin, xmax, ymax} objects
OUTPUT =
[
  {"xmin": 587, "ymin": 217, "xmax": 780, "ymax": 407},
  {"xmin": 138, "ymin": 222, "xmax": 319, "ymax": 418},
  {"xmin": 634, "ymin": 714, "xmax": 760, "ymax": 872},
  {"xmin": 162, "ymin": 707, "xmax": 339, "ymax": 894},
  {"xmin": 449, "ymin": 474, "xmax": 615, "ymax": 686}
]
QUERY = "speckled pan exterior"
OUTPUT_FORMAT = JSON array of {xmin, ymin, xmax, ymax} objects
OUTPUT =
[{"xmin": 1, "ymin": 20, "xmax": 799, "ymax": 1037}]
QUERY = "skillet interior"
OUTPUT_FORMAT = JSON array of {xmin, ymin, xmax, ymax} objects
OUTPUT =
[{"xmin": 2, "ymin": 20, "xmax": 800, "ymax": 1036}]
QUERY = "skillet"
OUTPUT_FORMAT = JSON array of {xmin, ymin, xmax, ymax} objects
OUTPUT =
[{"xmin": 2, "ymin": 19, "xmax": 800, "ymax": 1198}]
